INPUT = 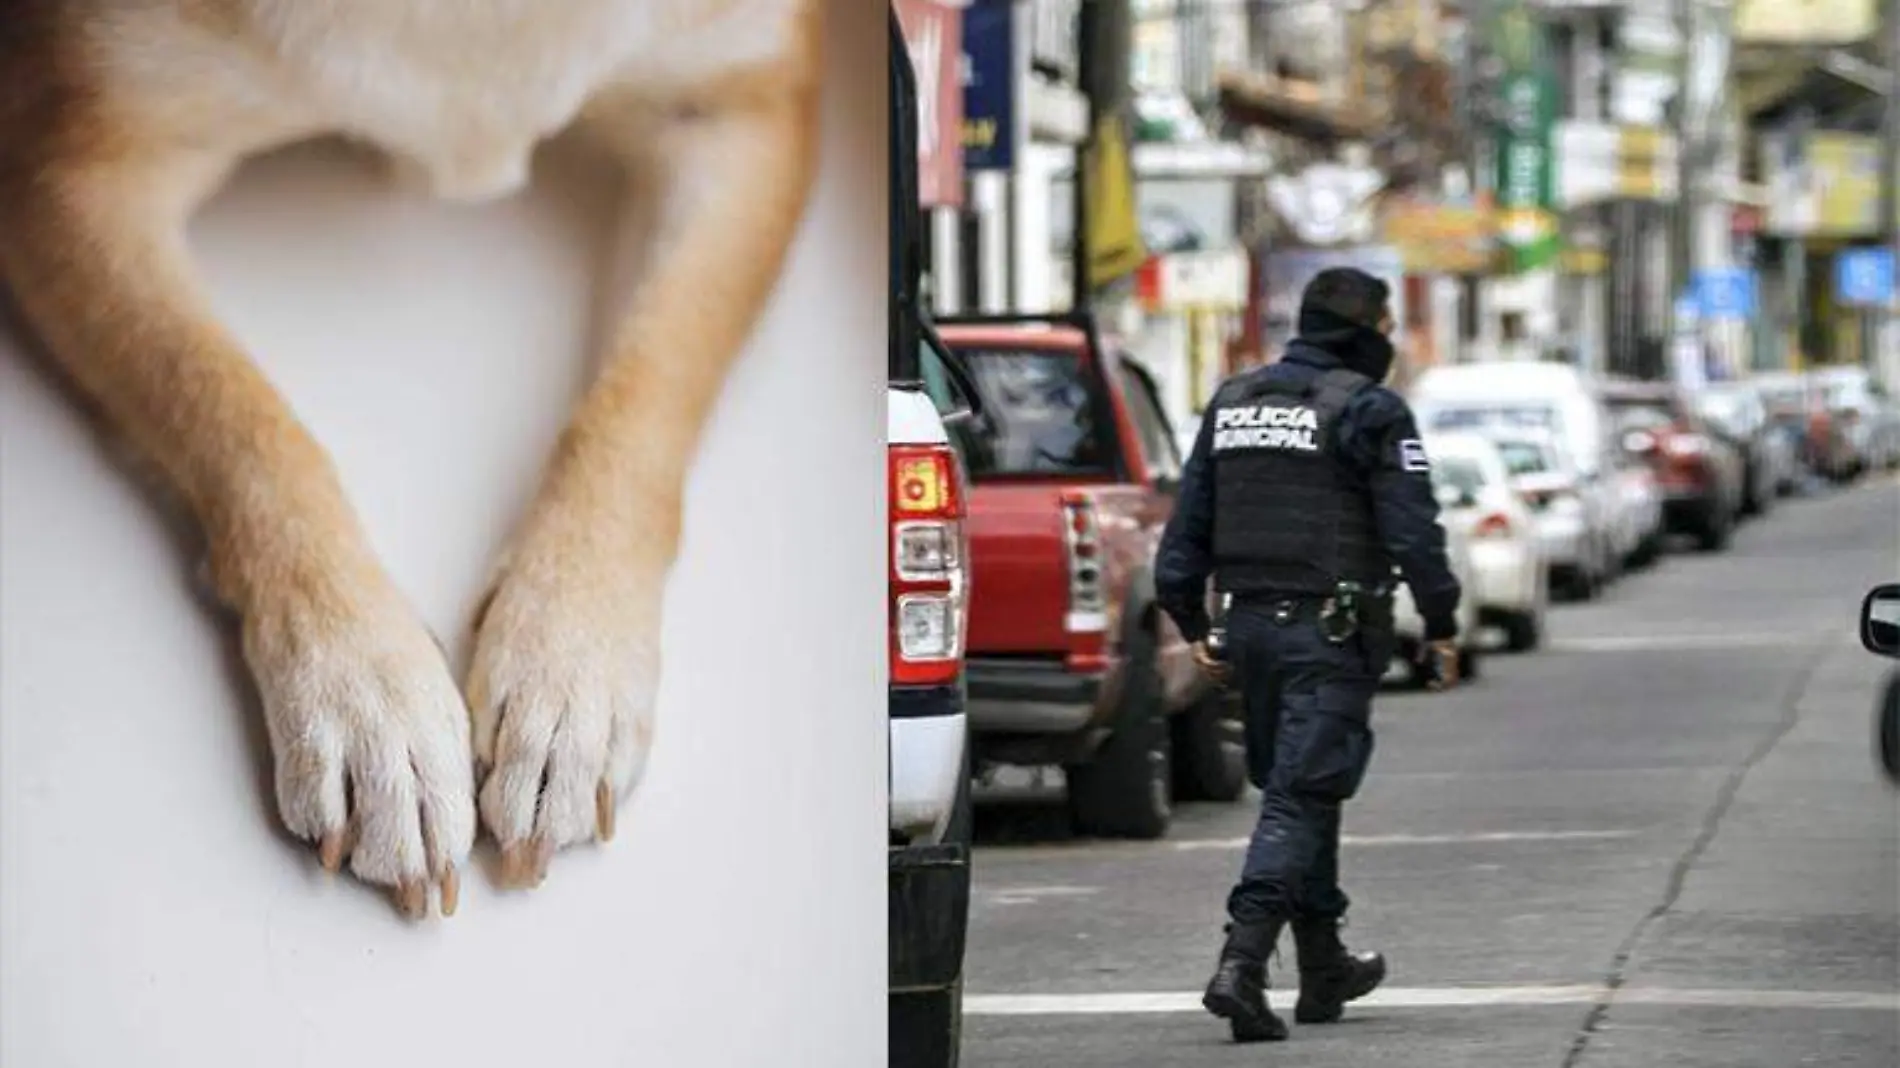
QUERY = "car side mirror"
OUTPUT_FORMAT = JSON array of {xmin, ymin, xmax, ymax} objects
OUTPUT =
[{"xmin": 1861, "ymin": 584, "xmax": 1900, "ymax": 659}]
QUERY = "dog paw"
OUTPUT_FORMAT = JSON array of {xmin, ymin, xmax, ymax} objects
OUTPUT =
[
  {"xmin": 243, "ymin": 576, "xmax": 477, "ymax": 920},
  {"xmin": 465, "ymin": 561, "xmax": 661, "ymax": 888}
]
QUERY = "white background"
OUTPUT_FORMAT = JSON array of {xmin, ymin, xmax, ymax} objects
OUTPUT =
[{"xmin": 0, "ymin": 6, "xmax": 887, "ymax": 1066}]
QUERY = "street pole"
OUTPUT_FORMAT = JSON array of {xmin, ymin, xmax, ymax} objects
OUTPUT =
[
  {"xmin": 1070, "ymin": 0, "xmax": 1098, "ymax": 316},
  {"xmin": 1665, "ymin": 0, "xmax": 1695, "ymax": 379}
]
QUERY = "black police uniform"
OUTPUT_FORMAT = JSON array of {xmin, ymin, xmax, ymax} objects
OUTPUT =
[{"xmin": 1155, "ymin": 319, "xmax": 1462, "ymax": 1043}]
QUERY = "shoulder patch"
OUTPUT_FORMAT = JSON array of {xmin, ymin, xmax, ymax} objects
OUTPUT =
[{"xmin": 1398, "ymin": 438, "xmax": 1431, "ymax": 473}]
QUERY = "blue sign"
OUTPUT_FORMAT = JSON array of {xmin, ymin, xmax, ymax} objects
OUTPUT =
[
  {"xmin": 1674, "ymin": 292, "xmax": 1700, "ymax": 325},
  {"xmin": 961, "ymin": 0, "xmax": 1015, "ymax": 171},
  {"xmin": 1690, "ymin": 267, "xmax": 1758, "ymax": 321},
  {"xmin": 1836, "ymin": 247, "xmax": 1896, "ymax": 307}
]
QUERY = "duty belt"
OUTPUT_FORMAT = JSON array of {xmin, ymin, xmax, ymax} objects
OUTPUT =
[{"xmin": 1233, "ymin": 582, "xmax": 1395, "ymax": 644}]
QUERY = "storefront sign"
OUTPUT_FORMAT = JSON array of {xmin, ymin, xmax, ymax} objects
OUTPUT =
[
  {"xmin": 1556, "ymin": 121, "xmax": 1679, "ymax": 205},
  {"xmin": 1560, "ymin": 246, "xmax": 1609, "ymax": 275},
  {"xmin": 1489, "ymin": 1, "xmax": 1561, "ymax": 272},
  {"xmin": 961, "ymin": 0, "xmax": 1015, "ymax": 171},
  {"xmin": 1735, "ymin": 0, "xmax": 1877, "ymax": 44},
  {"xmin": 1135, "ymin": 249, "xmax": 1249, "ymax": 312},
  {"xmin": 1381, "ymin": 198, "xmax": 1498, "ymax": 275},
  {"xmin": 895, "ymin": 0, "xmax": 965, "ymax": 208},
  {"xmin": 1266, "ymin": 162, "xmax": 1386, "ymax": 247},
  {"xmin": 1760, "ymin": 129, "xmax": 1890, "ymax": 238}
]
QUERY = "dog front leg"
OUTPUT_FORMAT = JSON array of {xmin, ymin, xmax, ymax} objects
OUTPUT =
[
  {"xmin": 465, "ymin": 76, "xmax": 822, "ymax": 885},
  {"xmin": 0, "ymin": 151, "xmax": 476, "ymax": 920}
]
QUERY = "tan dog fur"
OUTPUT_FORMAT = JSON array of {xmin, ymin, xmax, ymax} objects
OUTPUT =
[{"xmin": 0, "ymin": 0, "xmax": 821, "ymax": 920}]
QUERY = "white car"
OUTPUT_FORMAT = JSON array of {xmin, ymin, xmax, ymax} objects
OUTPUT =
[
  {"xmin": 1390, "ymin": 509, "xmax": 1483, "ymax": 686},
  {"xmin": 1407, "ymin": 363, "xmax": 1623, "ymax": 598},
  {"xmin": 1606, "ymin": 426, "xmax": 1666, "ymax": 566},
  {"xmin": 1421, "ymin": 431, "xmax": 1550, "ymax": 652},
  {"xmin": 1483, "ymin": 427, "xmax": 1620, "ymax": 600}
]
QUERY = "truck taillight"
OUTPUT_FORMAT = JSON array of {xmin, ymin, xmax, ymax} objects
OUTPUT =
[
  {"xmin": 1060, "ymin": 493, "xmax": 1108, "ymax": 633},
  {"xmin": 890, "ymin": 443, "xmax": 967, "ymax": 687}
]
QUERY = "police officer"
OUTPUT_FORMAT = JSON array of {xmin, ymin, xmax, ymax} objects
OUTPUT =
[{"xmin": 1155, "ymin": 267, "xmax": 1464, "ymax": 1044}]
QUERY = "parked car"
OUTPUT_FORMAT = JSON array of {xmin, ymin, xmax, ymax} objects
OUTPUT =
[
  {"xmin": 1815, "ymin": 365, "xmax": 1900, "ymax": 474},
  {"xmin": 1600, "ymin": 378, "xmax": 1745, "ymax": 552},
  {"xmin": 1753, "ymin": 371, "xmax": 1821, "ymax": 491},
  {"xmin": 1420, "ymin": 431, "xmax": 1549, "ymax": 652},
  {"xmin": 938, "ymin": 312, "xmax": 1247, "ymax": 841},
  {"xmin": 1857, "ymin": 583, "xmax": 1900, "ymax": 787},
  {"xmin": 1482, "ymin": 426, "xmax": 1621, "ymax": 599},
  {"xmin": 1407, "ymin": 362, "xmax": 1624, "ymax": 597},
  {"xmin": 1391, "ymin": 504, "xmax": 1483, "ymax": 684},
  {"xmin": 1606, "ymin": 425, "xmax": 1668, "ymax": 568},
  {"xmin": 887, "ymin": 20, "xmax": 972, "ymax": 1066},
  {"xmin": 1694, "ymin": 381, "xmax": 1784, "ymax": 518}
]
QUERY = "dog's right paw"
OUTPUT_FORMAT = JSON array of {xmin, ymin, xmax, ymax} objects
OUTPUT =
[{"xmin": 242, "ymin": 575, "xmax": 477, "ymax": 920}]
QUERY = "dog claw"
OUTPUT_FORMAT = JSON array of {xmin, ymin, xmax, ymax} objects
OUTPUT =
[
  {"xmin": 395, "ymin": 879, "xmax": 428, "ymax": 919},
  {"xmin": 498, "ymin": 840, "xmax": 551, "ymax": 888},
  {"xmin": 319, "ymin": 831, "xmax": 346, "ymax": 872},
  {"xmin": 439, "ymin": 865, "xmax": 461, "ymax": 917},
  {"xmin": 596, "ymin": 781, "xmax": 616, "ymax": 842},
  {"xmin": 531, "ymin": 836, "xmax": 554, "ymax": 885}
]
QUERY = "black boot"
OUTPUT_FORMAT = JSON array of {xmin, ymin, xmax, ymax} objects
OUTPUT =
[
  {"xmin": 1291, "ymin": 916, "xmax": 1386, "ymax": 1023},
  {"xmin": 1201, "ymin": 920, "xmax": 1289, "ymax": 1043}
]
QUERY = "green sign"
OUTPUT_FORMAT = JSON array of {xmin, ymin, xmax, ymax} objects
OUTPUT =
[{"xmin": 1490, "ymin": 4, "xmax": 1561, "ymax": 273}]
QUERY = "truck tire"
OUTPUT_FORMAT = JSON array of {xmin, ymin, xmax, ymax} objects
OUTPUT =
[
  {"xmin": 888, "ymin": 736, "xmax": 971, "ymax": 1068},
  {"xmin": 1501, "ymin": 608, "xmax": 1542, "ymax": 652},
  {"xmin": 1172, "ymin": 688, "xmax": 1248, "ymax": 803},
  {"xmin": 1066, "ymin": 629, "xmax": 1172, "ymax": 839},
  {"xmin": 890, "ymin": 982, "xmax": 961, "ymax": 1068}
]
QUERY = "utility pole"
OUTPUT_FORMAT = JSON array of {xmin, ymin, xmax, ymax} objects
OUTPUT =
[
  {"xmin": 1664, "ymin": 0, "xmax": 1696, "ymax": 379},
  {"xmin": 1070, "ymin": 0, "xmax": 1098, "ymax": 316}
]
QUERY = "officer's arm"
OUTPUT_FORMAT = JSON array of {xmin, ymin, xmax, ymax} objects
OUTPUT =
[
  {"xmin": 1154, "ymin": 401, "xmax": 1221, "ymax": 644},
  {"xmin": 1343, "ymin": 391, "xmax": 1463, "ymax": 641}
]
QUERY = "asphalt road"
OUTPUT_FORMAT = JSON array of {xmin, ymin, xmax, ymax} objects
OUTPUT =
[{"xmin": 962, "ymin": 473, "xmax": 1900, "ymax": 1068}]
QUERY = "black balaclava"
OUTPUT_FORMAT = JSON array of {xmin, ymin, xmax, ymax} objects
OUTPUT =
[{"xmin": 1295, "ymin": 267, "xmax": 1396, "ymax": 383}]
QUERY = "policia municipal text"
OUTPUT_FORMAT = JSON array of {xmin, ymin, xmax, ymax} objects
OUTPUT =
[{"xmin": 1154, "ymin": 268, "xmax": 1465, "ymax": 1044}]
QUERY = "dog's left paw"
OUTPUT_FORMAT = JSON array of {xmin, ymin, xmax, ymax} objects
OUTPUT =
[{"xmin": 465, "ymin": 560, "xmax": 662, "ymax": 888}]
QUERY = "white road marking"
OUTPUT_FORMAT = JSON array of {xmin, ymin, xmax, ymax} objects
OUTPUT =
[
  {"xmin": 1548, "ymin": 632, "xmax": 1834, "ymax": 652},
  {"xmin": 965, "ymin": 985, "xmax": 1900, "ymax": 1016},
  {"xmin": 1170, "ymin": 829, "xmax": 1643, "ymax": 851},
  {"xmin": 978, "ymin": 885, "xmax": 1101, "ymax": 906}
]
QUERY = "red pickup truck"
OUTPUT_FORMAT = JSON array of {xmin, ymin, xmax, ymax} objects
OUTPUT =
[{"xmin": 937, "ymin": 313, "xmax": 1248, "ymax": 839}]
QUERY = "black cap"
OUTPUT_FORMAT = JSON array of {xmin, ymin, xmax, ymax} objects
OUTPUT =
[
  {"xmin": 1294, "ymin": 268, "xmax": 1397, "ymax": 382},
  {"xmin": 1298, "ymin": 268, "xmax": 1391, "ymax": 335}
]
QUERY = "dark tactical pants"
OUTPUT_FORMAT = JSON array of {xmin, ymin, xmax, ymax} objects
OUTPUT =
[{"xmin": 1225, "ymin": 596, "xmax": 1394, "ymax": 926}]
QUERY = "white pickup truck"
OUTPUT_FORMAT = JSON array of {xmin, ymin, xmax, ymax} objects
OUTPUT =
[
  {"xmin": 888, "ymin": 7, "xmax": 975, "ymax": 1065},
  {"xmin": 886, "ymin": 372, "xmax": 974, "ymax": 1067}
]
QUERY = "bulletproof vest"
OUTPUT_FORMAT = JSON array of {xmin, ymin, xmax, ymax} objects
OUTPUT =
[{"xmin": 1208, "ymin": 365, "xmax": 1389, "ymax": 596}]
